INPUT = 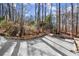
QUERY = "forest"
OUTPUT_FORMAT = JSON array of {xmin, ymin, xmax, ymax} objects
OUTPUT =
[{"xmin": 0, "ymin": 3, "xmax": 79, "ymax": 39}]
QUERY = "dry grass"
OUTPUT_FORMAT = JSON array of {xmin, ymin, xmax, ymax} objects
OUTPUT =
[{"xmin": 0, "ymin": 20, "xmax": 46, "ymax": 40}]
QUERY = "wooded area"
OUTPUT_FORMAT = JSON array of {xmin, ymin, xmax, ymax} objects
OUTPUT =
[
  {"xmin": 0, "ymin": 3, "xmax": 79, "ymax": 39},
  {"xmin": 0, "ymin": 3, "xmax": 79, "ymax": 53}
]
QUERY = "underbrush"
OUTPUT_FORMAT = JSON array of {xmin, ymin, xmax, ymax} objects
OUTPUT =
[{"xmin": 0, "ymin": 20, "xmax": 13, "ymax": 30}]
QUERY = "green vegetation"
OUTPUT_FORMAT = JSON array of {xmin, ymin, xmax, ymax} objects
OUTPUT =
[
  {"xmin": 0, "ymin": 16, "xmax": 5, "ymax": 22},
  {"xmin": 0, "ymin": 20, "xmax": 13, "ymax": 29}
]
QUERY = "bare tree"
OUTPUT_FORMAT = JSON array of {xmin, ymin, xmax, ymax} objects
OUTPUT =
[
  {"xmin": 65, "ymin": 3, "xmax": 67, "ymax": 33},
  {"xmin": 7, "ymin": 3, "xmax": 11, "ymax": 20},
  {"xmin": 76, "ymin": 3, "xmax": 78, "ymax": 36},
  {"xmin": 59, "ymin": 3, "xmax": 61, "ymax": 34},
  {"xmin": 2, "ymin": 4, "xmax": 4, "ymax": 16},
  {"xmin": 19, "ymin": 3, "xmax": 24, "ymax": 37},
  {"xmin": 37, "ymin": 3, "xmax": 40, "ymax": 23},
  {"xmin": 56, "ymin": 3, "xmax": 61, "ymax": 34},
  {"xmin": 71, "ymin": 3, "xmax": 74, "ymax": 37},
  {"xmin": 50, "ymin": 3, "xmax": 52, "ymax": 32},
  {"xmin": 42, "ymin": 3, "xmax": 44, "ymax": 22},
  {"xmin": 50, "ymin": 3, "xmax": 52, "ymax": 22},
  {"xmin": 45, "ymin": 3, "xmax": 46, "ymax": 21},
  {"xmin": 4, "ymin": 4, "xmax": 8, "ymax": 21},
  {"xmin": 71, "ymin": 3, "xmax": 79, "ymax": 51},
  {"xmin": 12, "ymin": 3, "xmax": 14, "ymax": 21},
  {"xmin": 35, "ymin": 3, "xmax": 37, "ymax": 22},
  {"xmin": 56, "ymin": 3, "xmax": 58, "ymax": 33}
]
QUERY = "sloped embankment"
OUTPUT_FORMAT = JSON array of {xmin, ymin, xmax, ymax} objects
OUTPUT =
[{"xmin": 0, "ymin": 20, "xmax": 46, "ymax": 40}]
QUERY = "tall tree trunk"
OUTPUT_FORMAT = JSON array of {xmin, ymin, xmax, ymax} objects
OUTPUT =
[
  {"xmin": 56, "ymin": 3, "xmax": 61, "ymax": 34},
  {"xmin": 71, "ymin": 3, "xmax": 79, "ymax": 51},
  {"xmin": 12, "ymin": 3, "xmax": 14, "ymax": 22},
  {"xmin": 76, "ymin": 3, "xmax": 78, "ymax": 36},
  {"xmin": 45, "ymin": 3, "xmax": 46, "ymax": 21},
  {"xmin": 57, "ymin": 3, "xmax": 61, "ymax": 34},
  {"xmin": 38, "ymin": 3, "xmax": 40, "ymax": 23},
  {"xmin": 44, "ymin": 3, "xmax": 46, "ymax": 32},
  {"xmin": 35, "ymin": 3, "xmax": 37, "ymax": 22},
  {"xmin": 61, "ymin": 7, "xmax": 63, "ymax": 33},
  {"xmin": 19, "ymin": 3, "xmax": 24, "ymax": 37},
  {"xmin": 56, "ymin": 3, "xmax": 58, "ymax": 34},
  {"xmin": 50, "ymin": 3, "xmax": 52, "ymax": 22},
  {"xmin": 41, "ymin": 3, "xmax": 44, "ymax": 32},
  {"xmin": 71, "ymin": 3, "xmax": 74, "ymax": 37},
  {"xmin": 65, "ymin": 3, "xmax": 67, "ymax": 34},
  {"xmin": 37, "ymin": 3, "xmax": 40, "ymax": 30},
  {"xmin": 50, "ymin": 3, "xmax": 52, "ymax": 32},
  {"xmin": 42, "ymin": 3, "xmax": 43, "ymax": 22},
  {"xmin": 7, "ymin": 3, "xmax": 11, "ymax": 20},
  {"xmin": 1, "ymin": 3, "xmax": 4, "ymax": 16},
  {"xmin": 4, "ymin": 4, "xmax": 8, "ymax": 21}
]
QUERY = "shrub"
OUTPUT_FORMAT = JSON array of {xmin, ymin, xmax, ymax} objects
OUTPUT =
[
  {"xmin": 0, "ymin": 20, "xmax": 13, "ymax": 30},
  {"xmin": 0, "ymin": 16, "xmax": 5, "ymax": 22}
]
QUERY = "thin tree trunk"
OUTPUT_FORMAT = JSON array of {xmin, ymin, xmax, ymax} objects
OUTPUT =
[
  {"xmin": 61, "ymin": 7, "xmax": 63, "ymax": 33},
  {"xmin": 42, "ymin": 3, "xmax": 43, "ymax": 22},
  {"xmin": 56, "ymin": 3, "xmax": 58, "ymax": 34},
  {"xmin": 2, "ymin": 4, "xmax": 4, "ymax": 16},
  {"xmin": 7, "ymin": 3, "xmax": 11, "ymax": 20},
  {"xmin": 12, "ymin": 3, "xmax": 14, "ymax": 22},
  {"xmin": 71, "ymin": 3, "xmax": 79, "ymax": 51},
  {"xmin": 71, "ymin": 3, "xmax": 74, "ymax": 37},
  {"xmin": 44, "ymin": 3, "xmax": 46, "ymax": 32},
  {"xmin": 35, "ymin": 3, "xmax": 37, "ymax": 22},
  {"xmin": 19, "ymin": 3, "xmax": 24, "ymax": 37},
  {"xmin": 5, "ymin": 4, "xmax": 7, "ymax": 21},
  {"xmin": 65, "ymin": 3, "xmax": 67, "ymax": 34},
  {"xmin": 50, "ymin": 3, "xmax": 52, "ymax": 32},
  {"xmin": 58, "ymin": 3, "xmax": 61, "ymax": 34},
  {"xmin": 38, "ymin": 3, "xmax": 40, "ymax": 22},
  {"xmin": 76, "ymin": 3, "xmax": 78, "ymax": 36},
  {"xmin": 45, "ymin": 3, "xmax": 46, "ymax": 21}
]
